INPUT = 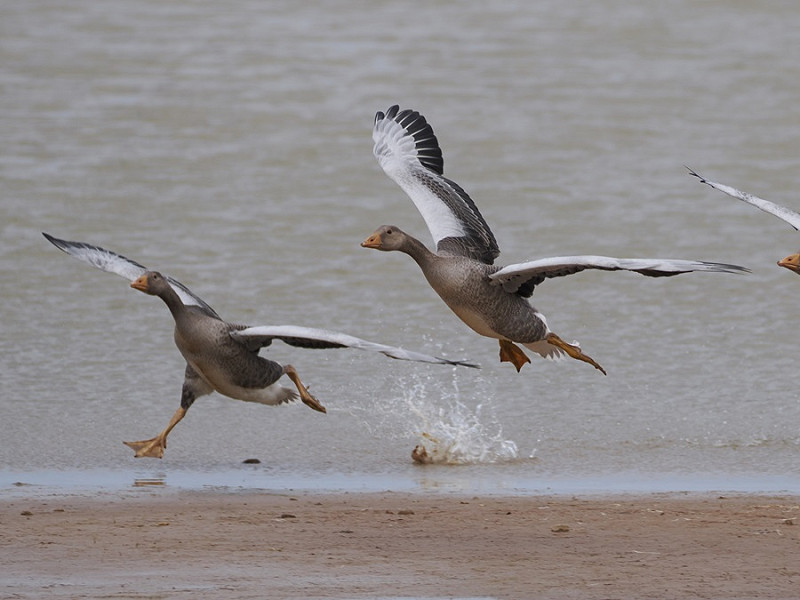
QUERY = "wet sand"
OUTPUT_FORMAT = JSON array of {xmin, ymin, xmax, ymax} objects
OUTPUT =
[{"xmin": 2, "ymin": 490, "xmax": 798, "ymax": 599}]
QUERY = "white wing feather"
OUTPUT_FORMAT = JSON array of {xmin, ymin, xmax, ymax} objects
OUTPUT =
[
  {"xmin": 491, "ymin": 255, "xmax": 748, "ymax": 294},
  {"xmin": 374, "ymin": 117, "xmax": 466, "ymax": 244},
  {"xmin": 372, "ymin": 106, "xmax": 500, "ymax": 263},
  {"xmin": 690, "ymin": 169, "xmax": 800, "ymax": 231},
  {"xmin": 231, "ymin": 325, "xmax": 479, "ymax": 368},
  {"xmin": 42, "ymin": 233, "xmax": 220, "ymax": 317}
]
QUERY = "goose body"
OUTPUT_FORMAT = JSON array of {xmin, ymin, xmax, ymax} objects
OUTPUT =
[
  {"xmin": 166, "ymin": 304, "xmax": 291, "ymax": 407},
  {"xmin": 364, "ymin": 106, "xmax": 749, "ymax": 373},
  {"xmin": 690, "ymin": 169, "xmax": 800, "ymax": 275},
  {"xmin": 45, "ymin": 233, "xmax": 477, "ymax": 457}
]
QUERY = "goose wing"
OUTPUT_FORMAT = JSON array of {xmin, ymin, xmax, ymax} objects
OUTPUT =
[
  {"xmin": 373, "ymin": 105, "xmax": 500, "ymax": 264},
  {"xmin": 690, "ymin": 169, "xmax": 800, "ymax": 231},
  {"xmin": 43, "ymin": 232, "xmax": 221, "ymax": 319},
  {"xmin": 230, "ymin": 324, "xmax": 479, "ymax": 368},
  {"xmin": 490, "ymin": 255, "xmax": 748, "ymax": 297}
]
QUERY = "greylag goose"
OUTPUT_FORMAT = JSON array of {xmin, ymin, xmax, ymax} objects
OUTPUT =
[
  {"xmin": 44, "ymin": 232, "xmax": 477, "ymax": 458},
  {"xmin": 690, "ymin": 169, "xmax": 800, "ymax": 274},
  {"xmin": 363, "ymin": 106, "xmax": 749, "ymax": 373}
]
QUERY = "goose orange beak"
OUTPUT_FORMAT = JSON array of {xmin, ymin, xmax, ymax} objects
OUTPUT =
[
  {"xmin": 361, "ymin": 233, "xmax": 382, "ymax": 249},
  {"xmin": 130, "ymin": 275, "xmax": 149, "ymax": 292},
  {"xmin": 777, "ymin": 253, "xmax": 800, "ymax": 274}
]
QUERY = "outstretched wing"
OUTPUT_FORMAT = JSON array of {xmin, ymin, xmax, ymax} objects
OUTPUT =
[
  {"xmin": 230, "ymin": 324, "xmax": 479, "ymax": 368},
  {"xmin": 42, "ymin": 232, "xmax": 221, "ymax": 319},
  {"xmin": 689, "ymin": 169, "xmax": 800, "ymax": 231},
  {"xmin": 373, "ymin": 105, "xmax": 500, "ymax": 264},
  {"xmin": 490, "ymin": 255, "xmax": 749, "ymax": 297}
]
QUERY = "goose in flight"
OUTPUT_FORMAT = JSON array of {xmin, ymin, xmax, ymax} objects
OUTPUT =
[
  {"xmin": 362, "ymin": 106, "xmax": 749, "ymax": 373},
  {"xmin": 44, "ymin": 232, "xmax": 477, "ymax": 458},
  {"xmin": 690, "ymin": 169, "xmax": 800, "ymax": 274}
]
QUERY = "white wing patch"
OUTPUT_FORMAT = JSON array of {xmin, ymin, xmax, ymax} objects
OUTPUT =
[
  {"xmin": 373, "ymin": 114, "xmax": 418, "ymax": 168},
  {"xmin": 393, "ymin": 171, "xmax": 467, "ymax": 245},
  {"xmin": 374, "ymin": 117, "xmax": 466, "ymax": 246}
]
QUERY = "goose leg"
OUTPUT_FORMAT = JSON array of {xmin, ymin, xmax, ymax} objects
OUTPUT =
[
  {"xmin": 284, "ymin": 365, "xmax": 327, "ymax": 413},
  {"xmin": 124, "ymin": 406, "xmax": 187, "ymax": 458},
  {"xmin": 123, "ymin": 365, "xmax": 208, "ymax": 458},
  {"xmin": 546, "ymin": 333, "xmax": 607, "ymax": 375},
  {"xmin": 498, "ymin": 339, "xmax": 531, "ymax": 372}
]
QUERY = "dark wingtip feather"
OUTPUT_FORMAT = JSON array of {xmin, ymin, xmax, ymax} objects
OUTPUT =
[
  {"xmin": 453, "ymin": 359, "xmax": 481, "ymax": 369},
  {"xmin": 380, "ymin": 105, "xmax": 445, "ymax": 176},
  {"xmin": 42, "ymin": 231, "xmax": 60, "ymax": 245},
  {"xmin": 43, "ymin": 231, "xmax": 73, "ymax": 254},
  {"xmin": 705, "ymin": 261, "xmax": 751, "ymax": 274},
  {"xmin": 685, "ymin": 166, "xmax": 708, "ymax": 184}
]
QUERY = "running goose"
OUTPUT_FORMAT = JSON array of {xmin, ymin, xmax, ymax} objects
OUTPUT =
[
  {"xmin": 690, "ymin": 169, "xmax": 800, "ymax": 275},
  {"xmin": 363, "ymin": 106, "xmax": 749, "ymax": 373},
  {"xmin": 44, "ymin": 232, "xmax": 477, "ymax": 458}
]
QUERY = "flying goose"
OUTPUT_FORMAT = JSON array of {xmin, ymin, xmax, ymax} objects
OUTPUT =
[
  {"xmin": 690, "ymin": 169, "xmax": 800, "ymax": 274},
  {"xmin": 44, "ymin": 232, "xmax": 477, "ymax": 458},
  {"xmin": 362, "ymin": 106, "xmax": 749, "ymax": 373}
]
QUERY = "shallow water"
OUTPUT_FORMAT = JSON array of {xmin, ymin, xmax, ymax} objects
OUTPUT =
[{"xmin": 2, "ymin": 0, "xmax": 800, "ymax": 496}]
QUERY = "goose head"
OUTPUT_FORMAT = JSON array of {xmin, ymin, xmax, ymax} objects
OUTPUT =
[
  {"xmin": 130, "ymin": 271, "xmax": 170, "ymax": 296},
  {"xmin": 361, "ymin": 225, "xmax": 407, "ymax": 252},
  {"xmin": 778, "ymin": 252, "xmax": 800, "ymax": 275}
]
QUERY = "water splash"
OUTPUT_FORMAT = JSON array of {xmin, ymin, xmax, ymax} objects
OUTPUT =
[{"xmin": 354, "ymin": 373, "xmax": 519, "ymax": 465}]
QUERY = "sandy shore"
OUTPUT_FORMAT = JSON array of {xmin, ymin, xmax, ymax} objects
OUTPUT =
[{"xmin": 1, "ymin": 489, "xmax": 798, "ymax": 599}]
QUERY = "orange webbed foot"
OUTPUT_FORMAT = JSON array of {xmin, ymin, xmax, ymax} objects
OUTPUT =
[
  {"xmin": 123, "ymin": 437, "xmax": 166, "ymax": 458},
  {"xmin": 545, "ymin": 333, "xmax": 607, "ymax": 375},
  {"xmin": 498, "ymin": 339, "xmax": 531, "ymax": 372},
  {"xmin": 284, "ymin": 365, "xmax": 327, "ymax": 413}
]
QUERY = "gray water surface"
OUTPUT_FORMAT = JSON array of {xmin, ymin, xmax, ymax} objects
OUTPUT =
[{"xmin": 2, "ymin": 0, "xmax": 799, "ymax": 495}]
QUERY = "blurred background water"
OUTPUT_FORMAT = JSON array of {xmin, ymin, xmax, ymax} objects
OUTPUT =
[{"xmin": 2, "ymin": 0, "xmax": 799, "ymax": 495}]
